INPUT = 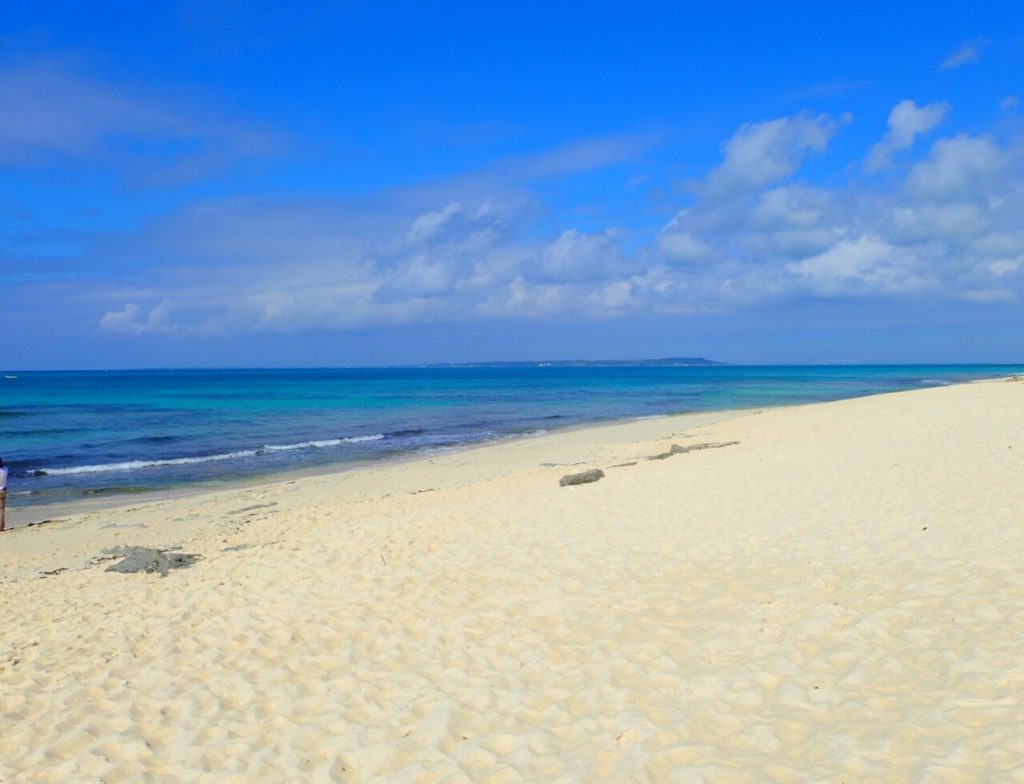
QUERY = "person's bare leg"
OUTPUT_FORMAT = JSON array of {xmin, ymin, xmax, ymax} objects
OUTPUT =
[{"xmin": 0, "ymin": 492, "xmax": 6, "ymax": 532}]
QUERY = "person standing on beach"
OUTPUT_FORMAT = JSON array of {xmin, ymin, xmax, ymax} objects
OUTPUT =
[{"xmin": 0, "ymin": 458, "xmax": 7, "ymax": 531}]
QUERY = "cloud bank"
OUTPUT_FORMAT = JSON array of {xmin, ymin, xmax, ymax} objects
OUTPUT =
[
  {"xmin": 88, "ymin": 100, "xmax": 1024, "ymax": 338},
  {"xmin": 2, "ymin": 61, "xmax": 1017, "ymax": 341}
]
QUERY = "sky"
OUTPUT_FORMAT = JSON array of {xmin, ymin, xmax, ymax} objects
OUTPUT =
[{"xmin": 1, "ymin": 0, "xmax": 1023, "ymax": 369}]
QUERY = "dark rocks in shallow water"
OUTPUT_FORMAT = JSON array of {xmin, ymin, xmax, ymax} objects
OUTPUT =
[
  {"xmin": 103, "ymin": 546, "xmax": 201, "ymax": 577},
  {"xmin": 559, "ymin": 469, "xmax": 605, "ymax": 487}
]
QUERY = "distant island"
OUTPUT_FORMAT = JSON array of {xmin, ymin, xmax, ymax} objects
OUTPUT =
[{"xmin": 428, "ymin": 357, "xmax": 724, "ymax": 368}]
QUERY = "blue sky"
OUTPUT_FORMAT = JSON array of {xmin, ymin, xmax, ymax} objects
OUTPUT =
[{"xmin": 2, "ymin": 1, "xmax": 1023, "ymax": 368}]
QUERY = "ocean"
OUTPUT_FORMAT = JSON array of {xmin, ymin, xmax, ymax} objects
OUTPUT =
[{"xmin": 2, "ymin": 364, "xmax": 1020, "ymax": 509}]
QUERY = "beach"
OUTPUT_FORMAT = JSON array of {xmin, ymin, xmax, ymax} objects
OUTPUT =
[{"xmin": 2, "ymin": 377, "xmax": 1023, "ymax": 782}]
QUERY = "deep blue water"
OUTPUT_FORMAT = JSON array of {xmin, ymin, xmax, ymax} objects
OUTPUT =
[{"xmin": 1, "ymin": 365, "xmax": 1020, "ymax": 507}]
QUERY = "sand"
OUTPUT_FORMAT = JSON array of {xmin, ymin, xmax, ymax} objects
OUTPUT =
[{"xmin": 1, "ymin": 379, "xmax": 1023, "ymax": 783}]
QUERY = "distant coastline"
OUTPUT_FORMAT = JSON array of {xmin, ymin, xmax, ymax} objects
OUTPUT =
[{"xmin": 425, "ymin": 357, "xmax": 724, "ymax": 368}]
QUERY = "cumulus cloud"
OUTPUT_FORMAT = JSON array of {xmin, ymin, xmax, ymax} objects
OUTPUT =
[
  {"xmin": 786, "ymin": 236, "xmax": 929, "ymax": 296},
  {"xmin": 865, "ymin": 100, "xmax": 950, "ymax": 173},
  {"xmin": 99, "ymin": 303, "xmax": 145, "ymax": 334},
  {"xmin": 532, "ymin": 229, "xmax": 626, "ymax": 283},
  {"xmin": 905, "ymin": 134, "xmax": 1006, "ymax": 199},
  {"xmin": 87, "ymin": 104, "xmax": 1024, "ymax": 336},
  {"xmin": 658, "ymin": 218, "xmax": 715, "ymax": 264},
  {"xmin": 702, "ymin": 113, "xmax": 843, "ymax": 197},
  {"xmin": 654, "ymin": 108, "xmax": 1022, "ymax": 308},
  {"xmin": 95, "ymin": 193, "xmax": 654, "ymax": 334},
  {"xmin": 940, "ymin": 38, "xmax": 987, "ymax": 70}
]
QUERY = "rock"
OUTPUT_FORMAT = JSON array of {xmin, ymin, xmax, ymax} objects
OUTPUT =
[
  {"xmin": 559, "ymin": 469, "xmax": 605, "ymax": 487},
  {"xmin": 672, "ymin": 440, "xmax": 739, "ymax": 454},
  {"xmin": 103, "ymin": 546, "xmax": 201, "ymax": 577},
  {"xmin": 647, "ymin": 441, "xmax": 740, "ymax": 460},
  {"xmin": 222, "ymin": 543, "xmax": 256, "ymax": 552}
]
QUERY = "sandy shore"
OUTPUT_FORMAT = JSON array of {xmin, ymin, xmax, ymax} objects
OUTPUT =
[{"xmin": 2, "ymin": 379, "xmax": 1023, "ymax": 782}]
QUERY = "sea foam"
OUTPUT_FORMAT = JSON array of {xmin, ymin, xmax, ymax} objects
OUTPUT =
[{"xmin": 37, "ymin": 434, "xmax": 385, "ymax": 476}]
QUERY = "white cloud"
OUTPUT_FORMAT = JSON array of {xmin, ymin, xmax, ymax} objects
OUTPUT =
[
  {"xmin": 652, "ymin": 108, "xmax": 1023, "ymax": 306},
  {"xmin": 100, "ymin": 299, "xmax": 180, "ymax": 334},
  {"xmin": 865, "ymin": 100, "xmax": 950, "ymax": 173},
  {"xmin": 702, "ymin": 113, "xmax": 842, "ymax": 197},
  {"xmin": 476, "ymin": 276, "xmax": 568, "ymax": 319},
  {"xmin": 786, "ymin": 236, "xmax": 929, "ymax": 296},
  {"xmin": 407, "ymin": 202, "xmax": 465, "ymax": 243},
  {"xmin": 99, "ymin": 303, "xmax": 144, "ymax": 333},
  {"xmin": 961, "ymin": 288, "xmax": 1016, "ymax": 303},
  {"xmin": 83, "ymin": 105, "xmax": 1024, "ymax": 336},
  {"xmin": 658, "ymin": 213, "xmax": 714, "ymax": 264},
  {"xmin": 940, "ymin": 38, "xmax": 988, "ymax": 70},
  {"xmin": 533, "ymin": 229, "xmax": 625, "ymax": 283},
  {"xmin": 906, "ymin": 134, "xmax": 1006, "ymax": 200},
  {"xmin": 988, "ymin": 258, "xmax": 1021, "ymax": 278},
  {"xmin": 740, "ymin": 185, "xmax": 842, "ymax": 258}
]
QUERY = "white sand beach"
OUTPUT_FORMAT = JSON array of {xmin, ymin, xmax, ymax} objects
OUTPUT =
[{"xmin": 2, "ymin": 378, "xmax": 1023, "ymax": 783}]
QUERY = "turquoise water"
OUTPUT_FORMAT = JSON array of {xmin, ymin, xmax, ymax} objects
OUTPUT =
[{"xmin": 1, "ymin": 365, "xmax": 1020, "ymax": 507}]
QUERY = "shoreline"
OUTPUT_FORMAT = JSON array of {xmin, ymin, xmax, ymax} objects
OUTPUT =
[
  {"xmin": 0, "ymin": 373, "xmax": 1011, "ymax": 544},
  {"xmin": 8, "ymin": 366, "xmax": 1021, "ymax": 529},
  {"xmin": 4, "ymin": 407, "xmax": 744, "ymax": 530},
  {"xmin": 2, "ymin": 377, "xmax": 1022, "ymax": 780},
  {"xmin": 9, "ymin": 368, "xmax": 1014, "ymax": 529}
]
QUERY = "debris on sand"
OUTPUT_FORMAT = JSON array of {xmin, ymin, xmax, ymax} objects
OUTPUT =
[
  {"xmin": 103, "ymin": 546, "xmax": 201, "ymax": 577},
  {"xmin": 559, "ymin": 469, "xmax": 605, "ymax": 487},
  {"xmin": 647, "ymin": 441, "xmax": 739, "ymax": 460}
]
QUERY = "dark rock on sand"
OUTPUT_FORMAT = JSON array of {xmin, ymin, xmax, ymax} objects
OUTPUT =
[
  {"xmin": 647, "ymin": 450, "xmax": 675, "ymax": 460},
  {"xmin": 103, "ymin": 546, "xmax": 201, "ymax": 577},
  {"xmin": 674, "ymin": 440, "xmax": 739, "ymax": 454},
  {"xmin": 647, "ymin": 441, "xmax": 740, "ymax": 460},
  {"xmin": 559, "ymin": 469, "xmax": 605, "ymax": 487}
]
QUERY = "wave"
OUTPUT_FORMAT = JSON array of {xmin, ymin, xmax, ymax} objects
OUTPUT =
[
  {"xmin": 25, "ymin": 427, "xmax": 545, "ymax": 479},
  {"xmin": 261, "ymin": 434, "xmax": 384, "ymax": 452},
  {"xmin": 40, "ymin": 450, "xmax": 262, "ymax": 476},
  {"xmin": 32, "ymin": 434, "xmax": 386, "ymax": 476},
  {"xmin": 916, "ymin": 378, "xmax": 953, "ymax": 386}
]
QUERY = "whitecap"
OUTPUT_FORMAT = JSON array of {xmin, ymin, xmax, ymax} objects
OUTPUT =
[{"xmin": 37, "ymin": 433, "xmax": 386, "ymax": 476}]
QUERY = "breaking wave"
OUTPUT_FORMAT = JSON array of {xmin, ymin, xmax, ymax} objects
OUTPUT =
[{"xmin": 34, "ymin": 434, "xmax": 386, "ymax": 476}]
